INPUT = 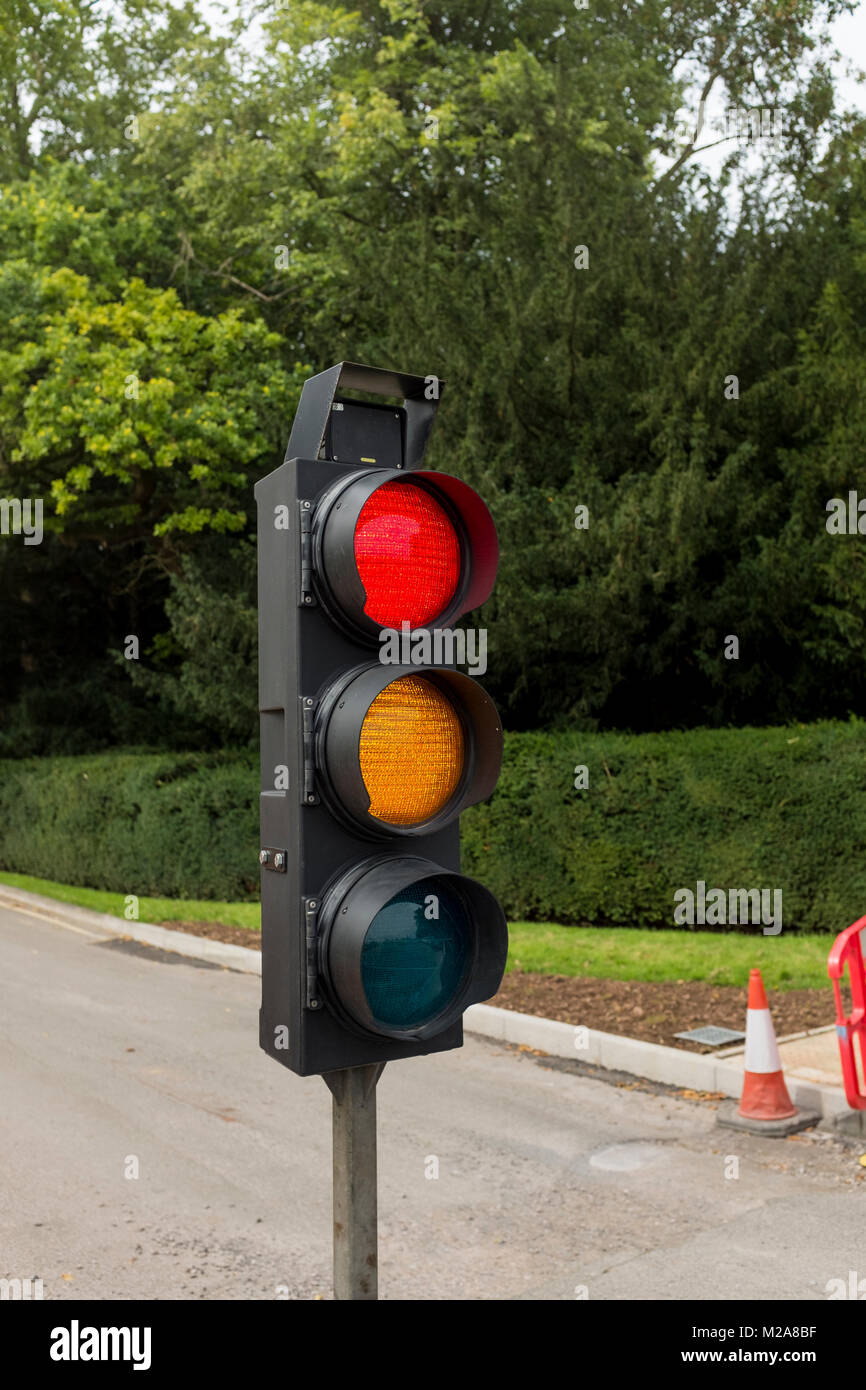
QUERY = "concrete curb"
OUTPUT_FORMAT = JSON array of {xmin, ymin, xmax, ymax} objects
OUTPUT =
[
  {"xmin": 463, "ymin": 1002, "xmax": 852, "ymax": 1125},
  {"xmin": 1, "ymin": 882, "xmax": 853, "ymax": 1126},
  {"xmin": 0, "ymin": 883, "xmax": 263, "ymax": 975}
]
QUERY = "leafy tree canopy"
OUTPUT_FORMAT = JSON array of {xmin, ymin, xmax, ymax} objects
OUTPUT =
[{"xmin": 1, "ymin": 0, "xmax": 864, "ymax": 748}]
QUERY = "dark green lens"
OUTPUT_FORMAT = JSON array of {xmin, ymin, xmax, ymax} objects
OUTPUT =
[{"xmin": 360, "ymin": 878, "xmax": 470, "ymax": 1028}]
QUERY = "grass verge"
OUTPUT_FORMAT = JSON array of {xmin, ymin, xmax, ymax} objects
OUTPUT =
[
  {"xmin": 0, "ymin": 871, "xmax": 833, "ymax": 991},
  {"xmin": 507, "ymin": 923, "xmax": 832, "ymax": 991},
  {"xmin": 0, "ymin": 871, "xmax": 260, "ymax": 930}
]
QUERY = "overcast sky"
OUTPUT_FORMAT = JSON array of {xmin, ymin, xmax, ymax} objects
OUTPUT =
[{"xmin": 832, "ymin": 2, "xmax": 866, "ymax": 108}]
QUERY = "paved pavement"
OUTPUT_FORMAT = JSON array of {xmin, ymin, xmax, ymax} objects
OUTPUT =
[
  {"xmin": 2, "ymin": 900, "xmax": 865, "ymax": 1301},
  {"xmin": 760, "ymin": 1029, "xmax": 843, "ymax": 1090}
]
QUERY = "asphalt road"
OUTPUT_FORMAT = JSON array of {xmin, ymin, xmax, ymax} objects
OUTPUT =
[{"xmin": 1, "ymin": 901, "xmax": 864, "ymax": 1301}]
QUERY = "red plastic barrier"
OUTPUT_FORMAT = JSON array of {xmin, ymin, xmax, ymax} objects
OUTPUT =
[{"xmin": 828, "ymin": 916, "xmax": 866, "ymax": 1110}]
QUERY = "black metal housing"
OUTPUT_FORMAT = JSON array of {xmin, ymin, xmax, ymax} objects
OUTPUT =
[{"xmin": 285, "ymin": 361, "xmax": 442, "ymax": 472}]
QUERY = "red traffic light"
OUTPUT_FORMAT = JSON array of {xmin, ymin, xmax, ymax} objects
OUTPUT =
[
  {"xmin": 355, "ymin": 481, "xmax": 461, "ymax": 627},
  {"xmin": 312, "ymin": 470, "xmax": 498, "ymax": 640}
]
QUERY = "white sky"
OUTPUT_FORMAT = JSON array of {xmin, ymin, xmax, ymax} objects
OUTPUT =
[{"xmin": 832, "ymin": 1, "xmax": 866, "ymax": 107}]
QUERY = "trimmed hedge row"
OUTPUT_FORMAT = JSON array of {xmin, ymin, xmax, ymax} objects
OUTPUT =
[
  {"xmin": 461, "ymin": 720, "xmax": 866, "ymax": 932},
  {"xmin": 0, "ymin": 751, "xmax": 259, "ymax": 902},
  {"xmin": 2, "ymin": 720, "xmax": 865, "ymax": 930}
]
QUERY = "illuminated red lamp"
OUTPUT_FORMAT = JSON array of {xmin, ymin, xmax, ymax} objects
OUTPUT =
[
  {"xmin": 312, "ymin": 470, "xmax": 497, "ymax": 640},
  {"xmin": 354, "ymin": 481, "xmax": 461, "ymax": 628}
]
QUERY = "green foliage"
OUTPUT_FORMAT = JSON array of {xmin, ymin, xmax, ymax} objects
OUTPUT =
[
  {"xmin": 125, "ymin": 540, "xmax": 259, "ymax": 747},
  {"xmin": 462, "ymin": 719, "xmax": 866, "ymax": 931},
  {"xmin": 0, "ymin": 267, "xmax": 303, "ymax": 540},
  {"xmin": 0, "ymin": 750, "xmax": 259, "ymax": 900},
  {"xmin": 3, "ymin": 721, "xmax": 866, "ymax": 931},
  {"xmin": 0, "ymin": 0, "xmax": 225, "ymax": 184},
  {"xmin": 0, "ymin": 0, "xmax": 865, "ymax": 747}
]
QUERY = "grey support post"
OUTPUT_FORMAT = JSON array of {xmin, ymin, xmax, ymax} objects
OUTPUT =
[{"xmin": 323, "ymin": 1064, "xmax": 385, "ymax": 1300}]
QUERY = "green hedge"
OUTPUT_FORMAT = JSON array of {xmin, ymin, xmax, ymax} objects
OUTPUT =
[
  {"xmin": 2, "ymin": 721, "xmax": 865, "ymax": 929},
  {"xmin": 0, "ymin": 751, "xmax": 259, "ymax": 902},
  {"xmin": 461, "ymin": 720, "xmax": 866, "ymax": 932}
]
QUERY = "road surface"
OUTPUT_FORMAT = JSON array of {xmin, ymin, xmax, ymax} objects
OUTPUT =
[{"xmin": 1, "ymin": 901, "xmax": 862, "ymax": 1300}]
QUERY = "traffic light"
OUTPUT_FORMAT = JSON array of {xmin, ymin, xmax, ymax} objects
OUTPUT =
[{"xmin": 256, "ymin": 361, "xmax": 507, "ymax": 1076}]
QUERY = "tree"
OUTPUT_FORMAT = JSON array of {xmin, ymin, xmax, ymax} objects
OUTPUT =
[{"xmin": 2, "ymin": 0, "xmax": 864, "ymax": 745}]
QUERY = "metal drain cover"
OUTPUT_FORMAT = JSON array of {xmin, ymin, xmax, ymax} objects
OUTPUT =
[{"xmin": 674, "ymin": 1025, "xmax": 746, "ymax": 1046}]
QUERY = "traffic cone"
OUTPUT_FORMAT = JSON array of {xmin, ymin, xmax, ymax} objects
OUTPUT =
[
  {"xmin": 737, "ymin": 969, "xmax": 796, "ymax": 1121},
  {"xmin": 717, "ymin": 968, "xmax": 818, "ymax": 1135}
]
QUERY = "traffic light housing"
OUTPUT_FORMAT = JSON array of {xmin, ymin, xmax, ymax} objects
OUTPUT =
[{"xmin": 256, "ymin": 362, "xmax": 507, "ymax": 1076}]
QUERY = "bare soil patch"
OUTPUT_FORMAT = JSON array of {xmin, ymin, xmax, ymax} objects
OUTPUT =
[
  {"xmin": 491, "ymin": 972, "xmax": 835, "ymax": 1052},
  {"xmin": 164, "ymin": 919, "xmax": 263, "ymax": 951}
]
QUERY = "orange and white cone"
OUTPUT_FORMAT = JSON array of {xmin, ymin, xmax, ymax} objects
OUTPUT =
[{"xmin": 737, "ymin": 968, "xmax": 797, "ymax": 1122}]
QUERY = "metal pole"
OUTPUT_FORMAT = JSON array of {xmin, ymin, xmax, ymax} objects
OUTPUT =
[{"xmin": 323, "ymin": 1063, "xmax": 384, "ymax": 1300}]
